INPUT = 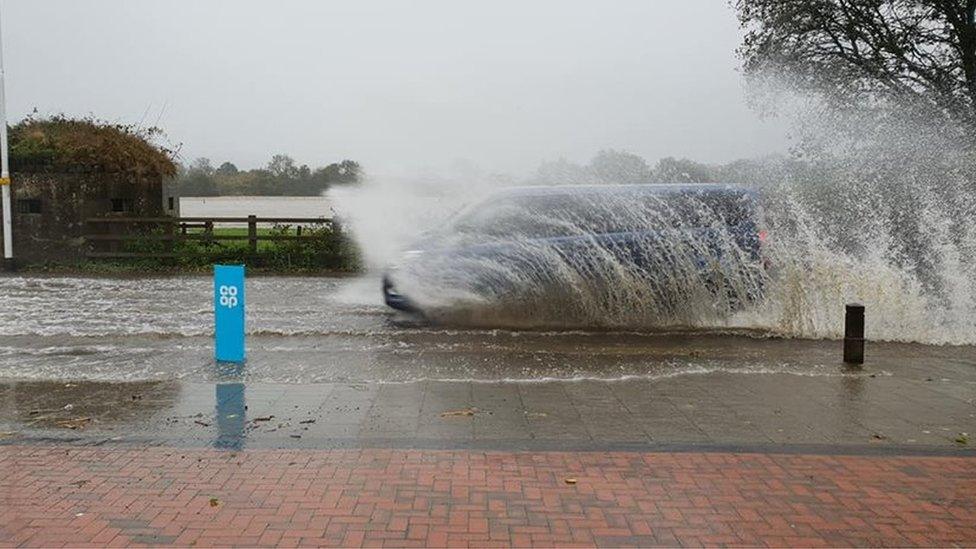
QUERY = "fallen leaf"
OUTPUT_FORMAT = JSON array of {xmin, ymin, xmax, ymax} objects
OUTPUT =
[
  {"xmin": 440, "ymin": 408, "xmax": 477, "ymax": 418},
  {"xmin": 564, "ymin": 478, "xmax": 578, "ymax": 485},
  {"xmin": 55, "ymin": 417, "xmax": 92, "ymax": 430},
  {"xmin": 209, "ymin": 498, "xmax": 220, "ymax": 507},
  {"xmin": 28, "ymin": 409, "xmax": 59, "ymax": 416}
]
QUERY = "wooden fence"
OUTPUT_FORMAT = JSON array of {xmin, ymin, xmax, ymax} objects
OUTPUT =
[{"xmin": 85, "ymin": 216, "xmax": 332, "ymax": 259}]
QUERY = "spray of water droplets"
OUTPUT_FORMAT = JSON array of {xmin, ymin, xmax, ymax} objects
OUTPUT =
[{"xmin": 333, "ymin": 101, "xmax": 976, "ymax": 345}]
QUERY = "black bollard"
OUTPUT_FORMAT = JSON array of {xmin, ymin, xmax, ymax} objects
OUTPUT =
[{"xmin": 843, "ymin": 303, "xmax": 865, "ymax": 364}]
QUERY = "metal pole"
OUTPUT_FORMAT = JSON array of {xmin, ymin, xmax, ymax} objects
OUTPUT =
[
  {"xmin": 0, "ymin": 3, "xmax": 13, "ymax": 269},
  {"xmin": 843, "ymin": 303, "xmax": 865, "ymax": 364}
]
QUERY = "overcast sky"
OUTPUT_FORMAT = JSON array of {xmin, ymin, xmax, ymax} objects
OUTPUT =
[{"xmin": 2, "ymin": 0, "xmax": 788, "ymax": 176}]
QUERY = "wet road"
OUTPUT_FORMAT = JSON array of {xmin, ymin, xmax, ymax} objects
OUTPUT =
[{"xmin": 0, "ymin": 275, "xmax": 973, "ymax": 450}]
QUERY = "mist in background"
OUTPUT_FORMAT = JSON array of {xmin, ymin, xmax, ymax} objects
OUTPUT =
[{"xmin": 2, "ymin": 0, "xmax": 787, "ymax": 175}]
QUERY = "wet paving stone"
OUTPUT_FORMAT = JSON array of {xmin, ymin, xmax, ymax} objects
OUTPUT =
[{"xmin": 1, "ymin": 360, "xmax": 974, "ymax": 451}]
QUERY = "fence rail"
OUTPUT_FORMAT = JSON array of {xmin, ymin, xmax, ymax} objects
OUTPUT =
[
  {"xmin": 84, "ymin": 215, "xmax": 332, "ymax": 259},
  {"xmin": 86, "ymin": 216, "xmax": 331, "ymax": 224}
]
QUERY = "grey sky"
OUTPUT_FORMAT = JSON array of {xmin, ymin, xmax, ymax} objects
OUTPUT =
[{"xmin": 3, "ymin": 0, "xmax": 788, "ymax": 175}]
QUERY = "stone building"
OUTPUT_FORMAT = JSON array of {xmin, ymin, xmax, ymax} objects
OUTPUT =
[{"xmin": 0, "ymin": 117, "xmax": 178, "ymax": 264}]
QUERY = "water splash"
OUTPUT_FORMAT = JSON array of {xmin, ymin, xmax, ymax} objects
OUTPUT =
[
  {"xmin": 386, "ymin": 186, "xmax": 766, "ymax": 330},
  {"xmin": 334, "ymin": 147, "xmax": 976, "ymax": 345}
]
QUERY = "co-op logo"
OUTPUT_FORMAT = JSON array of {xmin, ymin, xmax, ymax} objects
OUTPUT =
[{"xmin": 218, "ymin": 285, "xmax": 239, "ymax": 308}]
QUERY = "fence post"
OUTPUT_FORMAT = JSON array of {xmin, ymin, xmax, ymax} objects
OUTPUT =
[
  {"xmin": 164, "ymin": 220, "xmax": 175, "ymax": 265},
  {"xmin": 843, "ymin": 303, "xmax": 865, "ymax": 364},
  {"xmin": 247, "ymin": 215, "xmax": 258, "ymax": 254}
]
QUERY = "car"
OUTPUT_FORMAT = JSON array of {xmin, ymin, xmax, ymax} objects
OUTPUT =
[{"xmin": 383, "ymin": 183, "xmax": 767, "ymax": 317}]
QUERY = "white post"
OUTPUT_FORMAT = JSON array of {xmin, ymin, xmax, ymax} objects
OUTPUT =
[{"xmin": 0, "ymin": 3, "xmax": 11, "ymax": 266}]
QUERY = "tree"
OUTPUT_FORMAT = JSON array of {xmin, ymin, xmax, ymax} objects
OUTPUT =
[
  {"xmin": 313, "ymin": 160, "xmax": 361, "ymax": 185},
  {"xmin": 189, "ymin": 157, "xmax": 214, "ymax": 175},
  {"xmin": 267, "ymin": 154, "xmax": 299, "ymax": 179},
  {"xmin": 176, "ymin": 154, "xmax": 361, "ymax": 196},
  {"xmin": 178, "ymin": 157, "xmax": 218, "ymax": 196},
  {"xmin": 216, "ymin": 161, "xmax": 239, "ymax": 175},
  {"xmin": 652, "ymin": 157, "xmax": 715, "ymax": 183},
  {"xmin": 736, "ymin": 0, "xmax": 976, "ymax": 137},
  {"xmin": 588, "ymin": 149, "xmax": 651, "ymax": 184},
  {"xmin": 534, "ymin": 158, "xmax": 592, "ymax": 185}
]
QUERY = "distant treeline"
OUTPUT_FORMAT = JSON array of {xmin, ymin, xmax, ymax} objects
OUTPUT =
[
  {"xmin": 533, "ymin": 150, "xmax": 739, "ymax": 185},
  {"xmin": 176, "ymin": 155, "xmax": 359, "ymax": 196}
]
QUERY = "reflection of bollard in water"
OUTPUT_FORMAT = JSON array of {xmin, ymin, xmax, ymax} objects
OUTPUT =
[
  {"xmin": 215, "ymin": 382, "xmax": 246, "ymax": 450},
  {"xmin": 844, "ymin": 303, "xmax": 865, "ymax": 364},
  {"xmin": 215, "ymin": 265, "xmax": 246, "ymax": 363}
]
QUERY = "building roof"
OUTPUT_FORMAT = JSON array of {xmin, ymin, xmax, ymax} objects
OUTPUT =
[{"xmin": 9, "ymin": 116, "xmax": 177, "ymax": 178}]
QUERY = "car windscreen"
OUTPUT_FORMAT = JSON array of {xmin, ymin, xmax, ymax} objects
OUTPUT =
[{"xmin": 451, "ymin": 189, "xmax": 757, "ymax": 239}]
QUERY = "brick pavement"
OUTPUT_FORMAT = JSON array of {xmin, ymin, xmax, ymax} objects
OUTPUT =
[{"xmin": 1, "ymin": 445, "xmax": 974, "ymax": 547}]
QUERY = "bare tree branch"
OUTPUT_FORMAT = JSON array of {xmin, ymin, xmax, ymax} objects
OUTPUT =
[{"xmin": 736, "ymin": 0, "xmax": 976, "ymax": 138}]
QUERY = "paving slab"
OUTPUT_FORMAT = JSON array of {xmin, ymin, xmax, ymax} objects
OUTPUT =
[{"xmin": 2, "ymin": 361, "xmax": 973, "ymax": 453}]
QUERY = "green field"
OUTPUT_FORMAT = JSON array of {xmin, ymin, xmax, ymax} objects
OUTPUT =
[{"xmin": 181, "ymin": 226, "xmax": 303, "ymax": 253}]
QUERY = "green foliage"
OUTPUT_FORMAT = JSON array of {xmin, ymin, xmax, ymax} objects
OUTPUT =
[
  {"xmin": 176, "ymin": 164, "xmax": 219, "ymax": 196},
  {"xmin": 216, "ymin": 162, "xmax": 239, "ymax": 175},
  {"xmin": 263, "ymin": 222, "xmax": 361, "ymax": 271},
  {"xmin": 9, "ymin": 114, "xmax": 177, "ymax": 177},
  {"xmin": 176, "ymin": 154, "xmax": 361, "ymax": 196},
  {"xmin": 115, "ymin": 222, "xmax": 360, "ymax": 273}
]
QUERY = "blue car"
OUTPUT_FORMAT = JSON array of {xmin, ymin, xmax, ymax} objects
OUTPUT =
[{"xmin": 383, "ymin": 184, "xmax": 766, "ymax": 315}]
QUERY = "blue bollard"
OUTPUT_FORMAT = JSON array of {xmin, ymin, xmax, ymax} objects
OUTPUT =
[{"xmin": 214, "ymin": 264, "xmax": 246, "ymax": 363}]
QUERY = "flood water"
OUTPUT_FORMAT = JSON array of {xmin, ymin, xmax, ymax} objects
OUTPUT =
[
  {"xmin": 179, "ymin": 196, "xmax": 333, "ymax": 219},
  {"xmin": 1, "ymin": 275, "xmax": 973, "ymax": 385}
]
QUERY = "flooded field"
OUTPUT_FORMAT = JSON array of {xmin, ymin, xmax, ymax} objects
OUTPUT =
[{"xmin": 179, "ymin": 196, "xmax": 333, "ymax": 221}]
